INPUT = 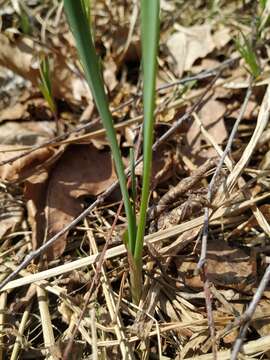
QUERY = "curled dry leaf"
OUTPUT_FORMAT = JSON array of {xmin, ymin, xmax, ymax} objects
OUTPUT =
[
  {"xmin": 28, "ymin": 144, "xmax": 116, "ymax": 259},
  {"xmin": 167, "ymin": 24, "xmax": 231, "ymax": 77},
  {"xmin": 1, "ymin": 143, "xmax": 117, "ymax": 259},
  {"xmin": 0, "ymin": 146, "xmax": 59, "ymax": 182},
  {"xmin": 167, "ymin": 24, "xmax": 215, "ymax": 77},
  {"xmin": 253, "ymin": 300, "xmax": 270, "ymax": 337}
]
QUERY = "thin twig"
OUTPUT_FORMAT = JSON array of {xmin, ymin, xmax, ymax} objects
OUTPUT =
[
  {"xmin": 231, "ymin": 263, "xmax": 270, "ymax": 360},
  {"xmin": 196, "ymin": 78, "xmax": 253, "ymax": 271},
  {"xmin": 0, "ymin": 61, "xmax": 230, "ymax": 166},
  {"xmin": 202, "ymin": 270, "xmax": 217, "ymax": 360},
  {"xmin": 194, "ymin": 78, "xmax": 253, "ymax": 360}
]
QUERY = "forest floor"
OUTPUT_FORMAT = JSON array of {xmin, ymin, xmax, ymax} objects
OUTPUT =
[{"xmin": 1, "ymin": 1, "xmax": 270, "ymax": 359}]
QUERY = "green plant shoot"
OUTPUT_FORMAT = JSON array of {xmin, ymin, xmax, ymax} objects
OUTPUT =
[
  {"xmin": 38, "ymin": 55, "xmax": 56, "ymax": 115},
  {"xmin": 235, "ymin": 32, "xmax": 261, "ymax": 78},
  {"xmin": 131, "ymin": 0, "xmax": 160, "ymax": 303},
  {"xmin": 63, "ymin": 0, "xmax": 136, "ymax": 254}
]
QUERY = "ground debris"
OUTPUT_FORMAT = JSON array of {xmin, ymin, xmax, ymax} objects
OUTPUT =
[{"xmin": 1, "ymin": 1, "xmax": 270, "ymax": 359}]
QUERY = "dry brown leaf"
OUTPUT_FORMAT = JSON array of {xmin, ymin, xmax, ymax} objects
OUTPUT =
[
  {"xmin": 0, "ymin": 34, "xmax": 90, "ymax": 103},
  {"xmin": 0, "ymin": 146, "xmax": 60, "ymax": 182},
  {"xmin": 167, "ymin": 24, "xmax": 215, "ymax": 77},
  {"xmin": 0, "ymin": 142, "xmax": 117, "ymax": 258},
  {"xmin": 186, "ymin": 98, "xmax": 227, "ymax": 157},
  {"xmin": 176, "ymin": 238, "xmax": 256, "ymax": 292},
  {"xmin": 212, "ymin": 26, "xmax": 231, "ymax": 49},
  {"xmin": 0, "ymin": 121, "xmax": 55, "ymax": 145},
  {"xmin": 0, "ymin": 103, "xmax": 27, "ymax": 122},
  {"xmin": 0, "ymin": 203, "xmax": 23, "ymax": 239},
  {"xmin": 230, "ymin": 100, "xmax": 259, "ymax": 120},
  {"xmin": 0, "ymin": 96, "xmax": 53, "ymax": 123},
  {"xmin": 253, "ymin": 300, "xmax": 270, "ymax": 337},
  {"xmin": 251, "ymin": 300, "xmax": 270, "ymax": 360},
  {"xmin": 135, "ymin": 144, "xmax": 175, "ymax": 186},
  {"xmin": 191, "ymin": 58, "xmax": 221, "ymax": 74},
  {"xmin": 26, "ymin": 144, "xmax": 117, "ymax": 259}
]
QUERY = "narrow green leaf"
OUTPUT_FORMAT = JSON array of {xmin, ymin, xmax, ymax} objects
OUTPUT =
[
  {"xmin": 129, "ymin": 147, "xmax": 137, "ymax": 218},
  {"xmin": 63, "ymin": 0, "xmax": 136, "ymax": 252},
  {"xmin": 38, "ymin": 55, "xmax": 57, "ymax": 114},
  {"xmin": 20, "ymin": 8, "xmax": 32, "ymax": 35},
  {"xmin": 135, "ymin": 1, "xmax": 160, "ymax": 262},
  {"xmin": 235, "ymin": 33, "xmax": 261, "ymax": 78}
]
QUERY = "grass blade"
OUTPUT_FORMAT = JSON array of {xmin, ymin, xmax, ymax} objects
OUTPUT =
[
  {"xmin": 132, "ymin": 0, "xmax": 160, "ymax": 303},
  {"xmin": 63, "ymin": 0, "xmax": 136, "ymax": 251},
  {"xmin": 135, "ymin": 1, "xmax": 160, "ymax": 261}
]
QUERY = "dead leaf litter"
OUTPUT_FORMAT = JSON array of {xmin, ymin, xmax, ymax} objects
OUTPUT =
[{"xmin": 0, "ymin": 1, "xmax": 270, "ymax": 359}]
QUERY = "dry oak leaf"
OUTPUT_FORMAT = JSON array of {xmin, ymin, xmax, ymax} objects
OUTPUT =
[
  {"xmin": 167, "ymin": 24, "xmax": 215, "ymax": 77},
  {"xmin": 26, "ymin": 144, "xmax": 117, "ymax": 259}
]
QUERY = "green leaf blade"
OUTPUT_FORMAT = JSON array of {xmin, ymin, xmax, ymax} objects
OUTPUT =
[
  {"xmin": 63, "ymin": 0, "xmax": 136, "ymax": 252},
  {"xmin": 135, "ymin": 0, "xmax": 160, "ymax": 262}
]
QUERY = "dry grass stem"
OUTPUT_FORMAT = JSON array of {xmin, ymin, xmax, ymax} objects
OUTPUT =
[
  {"xmin": 36, "ymin": 285, "xmax": 56, "ymax": 360},
  {"xmin": 1, "ymin": 192, "xmax": 269, "ymax": 293}
]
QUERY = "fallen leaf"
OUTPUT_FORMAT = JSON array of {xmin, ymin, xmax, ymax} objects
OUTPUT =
[
  {"xmin": 253, "ymin": 300, "xmax": 270, "ymax": 336},
  {"xmin": 0, "ymin": 142, "xmax": 117, "ymax": 259},
  {"xmin": 135, "ymin": 144, "xmax": 175, "ymax": 186},
  {"xmin": 26, "ymin": 144, "xmax": 117, "ymax": 259},
  {"xmin": 212, "ymin": 26, "xmax": 231, "ymax": 49},
  {"xmin": 0, "ymin": 146, "xmax": 60, "ymax": 182},
  {"xmin": 0, "ymin": 34, "xmax": 91, "ymax": 103},
  {"xmin": 191, "ymin": 58, "xmax": 220, "ymax": 74},
  {"xmin": 167, "ymin": 24, "xmax": 215, "ymax": 77},
  {"xmin": 186, "ymin": 98, "xmax": 227, "ymax": 158},
  {"xmin": 252, "ymin": 300, "xmax": 270, "ymax": 360},
  {"xmin": 0, "ymin": 121, "xmax": 55, "ymax": 145},
  {"xmin": 230, "ymin": 100, "xmax": 259, "ymax": 120},
  {"xmin": 0, "ymin": 103, "xmax": 27, "ymax": 122},
  {"xmin": 0, "ymin": 202, "xmax": 23, "ymax": 239},
  {"xmin": 176, "ymin": 238, "xmax": 256, "ymax": 292}
]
